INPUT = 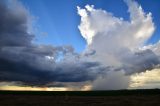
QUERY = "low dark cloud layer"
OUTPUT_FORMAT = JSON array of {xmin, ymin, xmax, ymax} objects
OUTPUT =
[{"xmin": 0, "ymin": 57, "xmax": 102, "ymax": 86}]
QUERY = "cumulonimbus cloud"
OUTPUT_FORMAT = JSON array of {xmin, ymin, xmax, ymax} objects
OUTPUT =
[
  {"xmin": 78, "ymin": 0, "xmax": 159, "ymax": 73},
  {"xmin": 78, "ymin": 0, "xmax": 160, "ymax": 89}
]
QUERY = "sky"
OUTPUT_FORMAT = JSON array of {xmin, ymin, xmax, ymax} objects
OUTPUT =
[
  {"xmin": 21, "ymin": 0, "xmax": 160, "ymax": 52},
  {"xmin": 0, "ymin": 0, "xmax": 160, "ymax": 91}
]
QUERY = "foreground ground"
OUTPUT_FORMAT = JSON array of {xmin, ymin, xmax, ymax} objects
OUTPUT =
[{"xmin": 0, "ymin": 89, "xmax": 160, "ymax": 106}]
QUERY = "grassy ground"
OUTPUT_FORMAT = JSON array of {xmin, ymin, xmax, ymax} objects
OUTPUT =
[{"xmin": 0, "ymin": 89, "xmax": 160, "ymax": 106}]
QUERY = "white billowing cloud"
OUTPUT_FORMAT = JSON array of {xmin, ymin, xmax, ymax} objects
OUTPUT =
[
  {"xmin": 78, "ymin": 0, "xmax": 155, "ymax": 68},
  {"xmin": 78, "ymin": 0, "xmax": 155, "ymax": 47},
  {"xmin": 125, "ymin": 0, "xmax": 155, "ymax": 42},
  {"xmin": 78, "ymin": 0, "xmax": 156, "ymax": 68},
  {"xmin": 77, "ymin": 5, "xmax": 122, "ymax": 45},
  {"xmin": 77, "ymin": 0, "xmax": 159, "ymax": 90}
]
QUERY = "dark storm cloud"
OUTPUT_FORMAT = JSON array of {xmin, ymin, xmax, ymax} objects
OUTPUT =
[
  {"xmin": 0, "ymin": 45, "xmax": 103, "ymax": 86},
  {"xmin": 122, "ymin": 49, "xmax": 160, "ymax": 75},
  {"xmin": 0, "ymin": 57, "xmax": 101, "ymax": 86},
  {"xmin": 0, "ymin": 1, "xmax": 33, "ymax": 47},
  {"xmin": 0, "ymin": 1, "xmax": 104, "ymax": 86}
]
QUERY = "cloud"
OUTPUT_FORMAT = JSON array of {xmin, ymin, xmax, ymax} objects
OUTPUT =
[
  {"xmin": 0, "ymin": 0, "xmax": 33, "ymax": 47},
  {"xmin": 78, "ymin": 2, "xmax": 155, "ymax": 47},
  {"xmin": 78, "ymin": 0, "xmax": 157, "ymax": 69},
  {"xmin": 0, "ymin": 0, "xmax": 105, "ymax": 87},
  {"xmin": 0, "ymin": 45, "xmax": 104, "ymax": 86},
  {"xmin": 77, "ymin": 0, "xmax": 160, "ymax": 90},
  {"xmin": 130, "ymin": 69, "xmax": 160, "ymax": 89}
]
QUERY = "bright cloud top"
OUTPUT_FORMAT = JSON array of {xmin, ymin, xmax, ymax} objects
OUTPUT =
[{"xmin": 78, "ymin": 0, "xmax": 155, "ymax": 47}]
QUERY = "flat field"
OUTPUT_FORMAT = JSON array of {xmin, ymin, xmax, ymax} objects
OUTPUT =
[{"xmin": 0, "ymin": 89, "xmax": 160, "ymax": 106}]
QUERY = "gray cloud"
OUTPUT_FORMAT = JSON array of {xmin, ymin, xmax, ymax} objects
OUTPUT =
[
  {"xmin": 0, "ymin": 1, "xmax": 105, "ymax": 87},
  {"xmin": 0, "ymin": 57, "xmax": 102, "ymax": 86},
  {"xmin": 122, "ymin": 49, "xmax": 160, "ymax": 75},
  {"xmin": 0, "ymin": 1, "xmax": 33, "ymax": 47}
]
